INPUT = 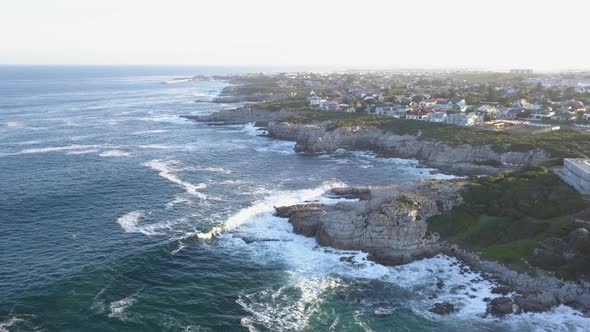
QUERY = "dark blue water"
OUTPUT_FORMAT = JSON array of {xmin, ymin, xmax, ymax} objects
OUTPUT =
[{"xmin": 0, "ymin": 66, "xmax": 586, "ymax": 331}]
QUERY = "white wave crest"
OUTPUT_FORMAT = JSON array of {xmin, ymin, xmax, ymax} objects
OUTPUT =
[
  {"xmin": 116, "ymin": 210, "xmax": 144, "ymax": 233},
  {"xmin": 0, "ymin": 144, "xmax": 104, "ymax": 157},
  {"xmin": 108, "ymin": 295, "xmax": 137, "ymax": 319},
  {"xmin": 144, "ymin": 159, "xmax": 207, "ymax": 199},
  {"xmin": 99, "ymin": 150, "xmax": 131, "ymax": 157},
  {"xmin": 196, "ymin": 180, "xmax": 346, "ymax": 240},
  {"xmin": 66, "ymin": 149, "xmax": 100, "ymax": 155},
  {"xmin": 131, "ymin": 129, "xmax": 169, "ymax": 135}
]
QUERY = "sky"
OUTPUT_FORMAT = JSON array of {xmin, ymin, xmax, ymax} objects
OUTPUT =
[{"xmin": 0, "ymin": 0, "xmax": 589, "ymax": 70}]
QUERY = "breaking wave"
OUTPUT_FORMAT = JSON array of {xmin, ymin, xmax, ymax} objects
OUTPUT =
[{"xmin": 144, "ymin": 159, "xmax": 207, "ymax": 199}]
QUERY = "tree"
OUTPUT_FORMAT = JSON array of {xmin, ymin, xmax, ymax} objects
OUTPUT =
[
  {"xmin": 466, "ymin": 96, "xmax": 480, "ymax": 106},
  {"xmin": 412, "ymin": 95, "xmax": 426, "ymax": 103}
]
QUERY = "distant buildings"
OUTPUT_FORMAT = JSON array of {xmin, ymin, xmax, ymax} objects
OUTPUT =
[
  {"xmin": 560, "ymin": 159, "xmax": 590, "ymax": 195},
  {"xmin": 510, "ymin": 69, "xmax": 533, "ymax": 75}
]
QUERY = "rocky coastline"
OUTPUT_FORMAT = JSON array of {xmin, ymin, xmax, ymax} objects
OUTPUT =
[
  {"xmin": 274, "ymin": 183, "xmax": 590, "ymax": 316},
  {"xmin": 266, "ymin": 121, "xmax": 551, "ymax": 176},
  {"xmin": 184, "ymin": 106, "xmax": 590, "ymax": 317}
]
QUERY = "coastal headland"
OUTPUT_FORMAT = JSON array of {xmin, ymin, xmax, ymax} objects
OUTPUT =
[{"xmin": 183, "ymin": 74, "xmax": 590, "ymax": 317}]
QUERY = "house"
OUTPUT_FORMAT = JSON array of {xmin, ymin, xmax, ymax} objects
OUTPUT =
[
  {"xmin": 406, "ymin": 110, "xmax": 429, "ymax": 120},
  {"xmin": 375, "ymin": 106, "xmax": 410, "ymax": 118},
  {"xmin": 419, "ymin": 99, "xmax": 437, "ymax": 108},
  {"xmin": 434, "ymin": 99, "xmax": 453, "ymax": 111},
  {"xmin": 551, "ymin": 111, "xmax": 576, "ymax": 121},
  {"xmin": 428, "ymin": 111, "xmax": 448, "ymax": 123},
  {"xmin": 319, "ymin": 100, "xmax": 339, "ymax": 112},
  {"xmin": 498, "ymin": 108, "xmax": 524, "ymax": 120},
  {"xmin": 530, "ymin": 109, "xmax": 555, "ymax": 120},
  {"xmin": 447, "ymin": 113, "xmax": 482, "ymax": 127},
  {"xmin": 477, "ymin": 105, "xmax": 497, "ymax": 117},
  {"xmin": 452, "ymin": 99, "xmax": 468, "ymax": 112},
  {"xmin": 560, "ymin": 159, "xmax": 590, "ymax": 195},
  {"xmin": 583, "ymin": 113, "xmax": 590, "ymax": 121},
  {"xmin": 308, "ymin": 91, "xmax": 321, "ymax": 106}
]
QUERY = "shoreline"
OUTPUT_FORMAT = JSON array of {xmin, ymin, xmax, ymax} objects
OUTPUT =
[{"xmin": 183, "ymin": 106, "xmax": 590, "ymax": 317}]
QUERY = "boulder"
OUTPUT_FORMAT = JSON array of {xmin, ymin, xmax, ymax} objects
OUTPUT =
[
  {"xmin": 429, "ymin": 302, "xmax": 456, "ymax": 315},
  {"xmin": 514, "ymin": 293, "xmax": 558, "ymax": 313},
  {"xmin": 487, "ymin": 297, "xmax": 513, "ymax": 317},
  {"xmin": 491, "ymin": 285, "xmax": 512, "ymax": 296}
]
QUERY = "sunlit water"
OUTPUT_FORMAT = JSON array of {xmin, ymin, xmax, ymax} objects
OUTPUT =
[{"xmin": 0, "ymin": 66, "xmax": 587, "ymax": 331}]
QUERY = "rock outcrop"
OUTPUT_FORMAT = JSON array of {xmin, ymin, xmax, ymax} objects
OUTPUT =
[
  {"xmin": 267, "ymin": 122, "xmax": 551, "ymax": 174},
  {"xmin": 274, "ymin": 181, "xmax": 465, "ymax": 264},
  {"xmin": 182, "ymin": 107, "xmax": 294, "ymax": 125}
]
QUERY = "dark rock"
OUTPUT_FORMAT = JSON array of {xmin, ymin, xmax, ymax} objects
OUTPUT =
[
  {"xmin": 491, "ymin": 285, "xmax": 512, "ymax": 296},
  {"xmin": 514, "ymin": 293, "xmax": 558, "ymax": 313},
  {"xmin": 487, "ymin": 297, "xmax": 513, "ymax": 317},
  {"xmin": 429, "ymin": 302, "xmax": 456, "ymax": 315},
  {"xmin": 436, "ymin": 279, "xmax": 445, "ymax": 290}
]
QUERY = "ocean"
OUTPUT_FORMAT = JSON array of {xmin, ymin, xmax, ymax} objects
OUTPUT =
[{"xmin": 0, "ymin": 66, "xmax": 587, "ymax": 331}]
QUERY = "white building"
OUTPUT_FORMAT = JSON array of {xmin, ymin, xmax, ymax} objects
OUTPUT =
[
  {"xmin": 561, "ymin": 159, "xmax": 590, "ymax": 195},
  {"xmin": 428, "ymin": 111, "xmax": 448, "ymax": 123},
  {"xmin": 319, "ymin": 100, "xmax": 338, "ymax": 112},
  {"xmin": 308, "ymin": 91, "xmax": 321, "ymax": 106},
  {"xmin": 447, "ymin": 113, "xmax": 481, "ymax": 127}
]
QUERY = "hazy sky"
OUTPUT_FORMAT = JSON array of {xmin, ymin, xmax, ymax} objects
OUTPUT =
[{"xmin": 1, "ymin": 0, "xmax": 589, "ymax": 70}]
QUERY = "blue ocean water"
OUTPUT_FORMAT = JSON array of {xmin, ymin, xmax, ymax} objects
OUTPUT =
[{"xmin": 0, "ymin": 66, "xmax": 587, "ymax": 331}]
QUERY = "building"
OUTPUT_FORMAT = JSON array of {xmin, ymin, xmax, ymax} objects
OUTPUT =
[
  {"xmin": 447, "ymin": 113, "xmax": 481, "ymax": 127},
  {"xmin": 530, "ymin": 109, "xmax": 555, "ymax": 120},
  {"xmin": 560, "ymin": 159, "xmax": 590, "ymax": 195},
  {"xmin": 375, "ymin": 106, "xmax": 409, "ymax": 118},
  {"xmin": 308, "ymin": 91, "xmax": 321, "ymax": 106},
  {"xmin": 428, "ymin": 111, "xmax": 448, "ymax": 123},
  {"xmin": 319, "ymin": 100, "xmax": 338, "ymax": 112},
  {"xmin": 406, "ymin": 110, "xmax": 429, "ymax": 120},
  {"xmin": 510, "ymin": 69, "xmax": 533, "ymax": 75}
]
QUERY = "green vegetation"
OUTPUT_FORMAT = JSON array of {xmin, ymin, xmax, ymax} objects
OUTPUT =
[
  {"xmin": 257, "ymin": 97, "xmax": 312, "ymax": 112},
  {"xmin": 428, "ymin": 167, "xmax": 590, "ymax": 276},
  {"xmin": 286, "ymin": 113, "xmax": 590, "ymax": 159}
]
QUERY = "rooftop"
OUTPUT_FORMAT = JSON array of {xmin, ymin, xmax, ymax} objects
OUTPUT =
[{"xmin": 565, "ymin": 158, "xmax": 590, "ymax": 173}]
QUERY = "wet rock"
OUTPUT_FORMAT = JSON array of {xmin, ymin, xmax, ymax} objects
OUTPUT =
[
  {"xmin": 491, "ymin": 285, "xmax": 512, "ymax": 296},
  {"xmin": 514, "ymin": 293, "xmax": 558, "ymax": 313},
  {"xmin": 436, "ymin": 279, "xmax": 445, "ymax": 290},
  {"xmin": 429, "ymin": 302, "xmax": 456, "ymax": 315},
  {"xmin": 487, "ymin": 297, "xmax": 514, "ymax": 317}
]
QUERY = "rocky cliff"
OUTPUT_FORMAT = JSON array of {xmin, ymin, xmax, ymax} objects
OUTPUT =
[
  {"xmin": 267, "ymin": 122, "xmax": 552, "ymax": 174},
  {"xmin": 275, "ymin": 181, "xmax": 465, "ymax": 264}
]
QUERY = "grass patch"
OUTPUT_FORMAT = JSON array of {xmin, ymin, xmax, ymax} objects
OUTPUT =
[{"xmin": 428, "ymin": 167, "xmax": 590, "ymax": 273}]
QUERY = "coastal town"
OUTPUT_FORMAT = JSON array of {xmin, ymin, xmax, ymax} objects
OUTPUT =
[{"xmin": 196, "ymin": 70, "xmax": 590, "ymax": 195}]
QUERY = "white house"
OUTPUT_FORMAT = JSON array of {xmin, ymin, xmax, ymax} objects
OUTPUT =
[
  {"xmin": 477, "ymin": 105, "xmax": 497, "ymax": 117},
  {"xmin": 308, "ymin": 91, "xmax": 321, "ymax": 106},
  {"xmin": 420, "ymin": 99, "xmax": 437, "ymax": 108},
  {"xmin": 447, "ymin": 113, "xmax": 482, "ymax": 126},
  {"xmin": 428, "ymin": 111, "xmax": 448, "ymax": 123},
  {"xmin": 319, "ymin": 100, "xmax": 338, "ymax": 112}
]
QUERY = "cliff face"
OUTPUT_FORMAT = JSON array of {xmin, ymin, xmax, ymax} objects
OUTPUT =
[
  {"xmin": 267, "ymin": 122, "xmax": 551, "ymax": 174},
  {"xmin": 275, "ymin": 181, "xmax": 464, "ymax": 264}
]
